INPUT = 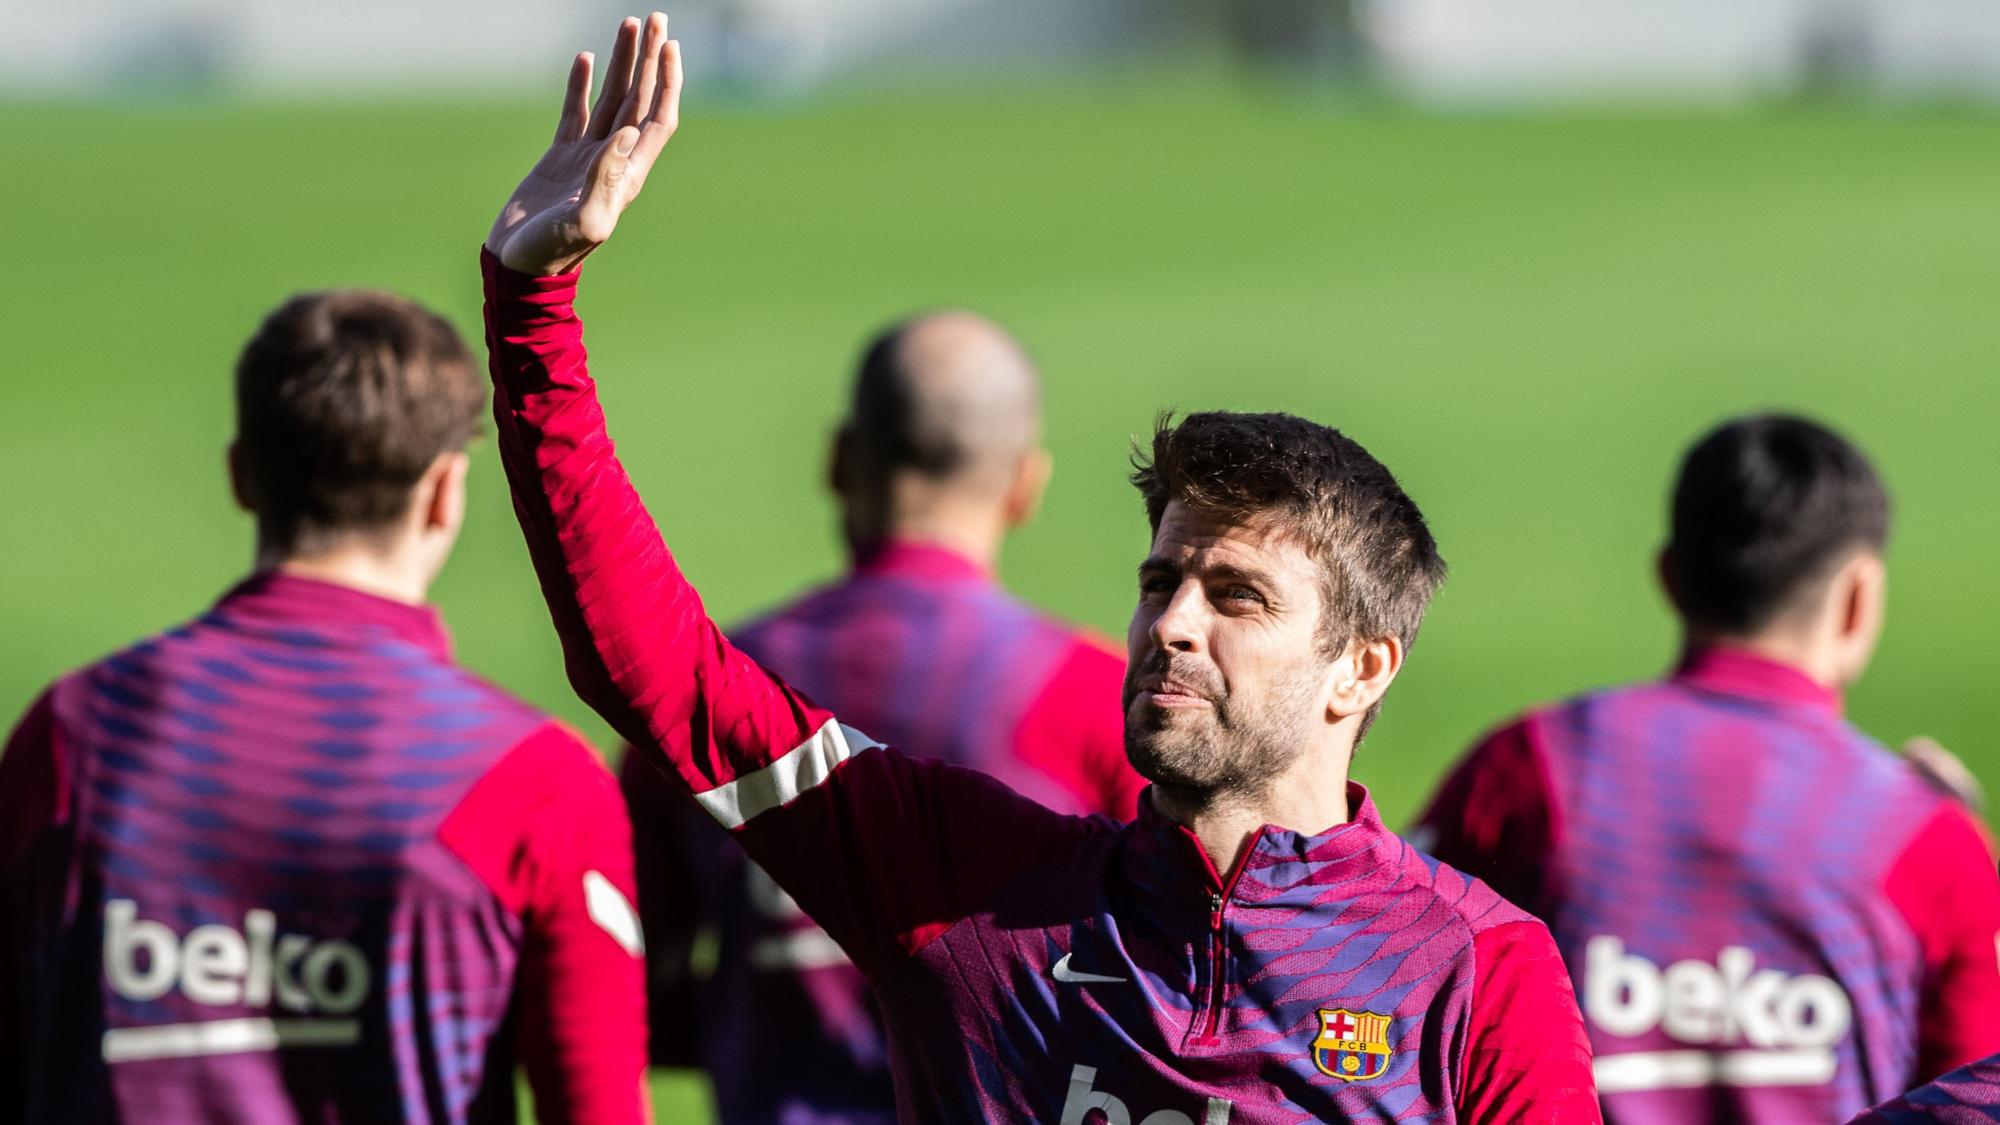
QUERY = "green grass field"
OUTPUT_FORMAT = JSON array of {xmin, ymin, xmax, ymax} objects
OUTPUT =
[{"xmin": 3, "ymin": 80, "xmax": 1998, "ymax": 1121}]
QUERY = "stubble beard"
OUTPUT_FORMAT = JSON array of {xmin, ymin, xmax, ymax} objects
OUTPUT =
[{"xmin": 1122, "ymin": 653, "xmax": 1318, "ymax": 811}]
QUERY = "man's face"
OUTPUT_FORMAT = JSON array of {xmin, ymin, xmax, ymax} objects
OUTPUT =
[{"xmin": 1123, "ymin": 500, "xmax": 1336, "ymax": 799}]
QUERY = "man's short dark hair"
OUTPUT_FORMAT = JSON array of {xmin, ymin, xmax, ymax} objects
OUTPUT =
[
  {"xmin": 234, "ymin": 290, "xmax": 482, "ymax": 554},
  {"xmin": 1130, "ymin": 411, "xmax": 1448, "ymax": 659},
  {"xmin": 1667, "ymin": 414, "xmax": 1891, "ymax": 634}
]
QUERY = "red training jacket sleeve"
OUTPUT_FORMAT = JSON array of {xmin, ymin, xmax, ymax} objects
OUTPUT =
[
  {"xmin": 438, "ymin": 723, "xmax": 649, "ymax": 1125},
  {"xmin": 1884, "ymin": 799, "xmax": 2000, "ymax": 1080},
  {"xmin": 1459, "ymin": 920, "xmax": 1601, "ymax": 1122},
  {"xmin": 480, "ymin": 250, "xmax": 1104, "ymax": 980},
  {"xmin": 1411, "ymin": 717, "xmax": 1560, "ymax": 913},
  {"xmin": 0, "ymin": 691, "xmax": 66, "ymax": 1123}
]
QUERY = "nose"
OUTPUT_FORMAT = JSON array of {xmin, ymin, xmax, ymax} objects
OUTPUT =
[{"xmin": 1148, "ymin": 581, "xmax": 1205, "ymax": 655}]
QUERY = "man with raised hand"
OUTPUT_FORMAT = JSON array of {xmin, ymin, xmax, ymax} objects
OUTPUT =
[
  {"xmin": 482, "ymin": 14, "xmax": 1598, "ymax": 1121},
  {"xmin": 1415, "ymin": 415, "xmax": 2000, "ymax": 1123},
  {"xmin": 0, "ymin": 290, "xmax": 647, "ymax": 1123},
  {"xmin": 624, "ymin": 309, "xmax": 1143, "ymax": 1123}
]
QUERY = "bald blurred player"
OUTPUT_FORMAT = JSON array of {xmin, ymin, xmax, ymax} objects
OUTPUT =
[
  {"xmin": 622, "ymin": 311, "xmax": 1142, "ymax": 1123},
  {"xmin": 1416, "ymin": 414, "xmax": 2000, "ymax": 1122},
  {"xmin": 0, "ymin": 292, "xmax": 647, "ymax": 1123}
]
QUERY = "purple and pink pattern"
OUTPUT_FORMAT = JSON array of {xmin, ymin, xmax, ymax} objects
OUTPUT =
[
  {"xmin": 874, "ymin": 790, "xmax": 1522, "ymax": 1123},
  {"xmin": 29, "ymin": 574, "xmax": 544, "ymax": 1124},
  {"xmin": 1854, "ymin": 1053, "xmax": 2000, "ymax": 1123},
  {"xmin": 736, "ymin": 548, "xmax": 1078, "ymax": 807},
  {"xmin": 672, "ymin": 544, "xmax": 1100, "ymax": 1124},
  {"xmin": 1541, "ymin": 673, "xmax": 1938, "ymax": 1123}
]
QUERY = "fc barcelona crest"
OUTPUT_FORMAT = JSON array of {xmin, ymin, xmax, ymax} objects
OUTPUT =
[{"xmin": 1312, "ymin": 1008, "xmax": 1393, "ymax": 1082}]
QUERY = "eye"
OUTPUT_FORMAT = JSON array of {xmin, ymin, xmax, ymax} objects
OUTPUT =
[
  {"xmin": 1139, "ymin": 575, "xmax": 1175, "ymax": 596},
  {"xmin": 1218, "ymin": 585, "xmax": 1265, "ymax": 606}
]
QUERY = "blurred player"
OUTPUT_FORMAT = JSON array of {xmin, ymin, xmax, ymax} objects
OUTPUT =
[
  {"xmin": 1849, "ymin": 1053, "xmax": 2000, "ymax": 1122},
  {"xmin": 622, "ymin": 311, "xmax": 1142, "ymax": 1122},
  {"xmin": 0, "ymin": 291, "xmax": 648, "ymax": 1123},
  {"xmin": 1416, "ymin": 415, "xmax": 2000, "ymax": 1122},
  {"xmin": 481, "ymin": 15, "xmax": 1599, "ymax": 1120}
]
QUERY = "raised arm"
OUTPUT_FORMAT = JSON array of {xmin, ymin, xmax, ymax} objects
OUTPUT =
[{"xmin": 481, "ymin": 15, "xmax": 1104, "ymax": 979}]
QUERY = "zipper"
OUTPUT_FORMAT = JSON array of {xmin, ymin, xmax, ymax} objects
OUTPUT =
[
  {"xmin": 1198, "ymin": 828, "xmax": 1262, "ymax": 1045},
  {"xmin": 1199, "ymin": 891, "xmax": 1227, "ymax": 1043}
]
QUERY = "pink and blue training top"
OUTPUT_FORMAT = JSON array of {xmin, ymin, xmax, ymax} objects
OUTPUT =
[
  {"xmin": 0, "ymin": 574, "xmax": 649, "ymax": 1125},
  {"xmin": 1417, "ymin": 646, "xmax": 2000, "ymax": 1124},
  {"xmin": 483, "ymin": 249, "xmax": 1601, "ymax": 1123},
  {"xmin": 1850, "ymin": 1052, "xmax": 2000, "ymax": 1122},
  {"xmin": 623, "ymin": 540, "xmax": 1142, "ymax": 1123}
]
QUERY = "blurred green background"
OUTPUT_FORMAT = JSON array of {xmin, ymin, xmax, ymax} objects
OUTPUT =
[{"xmin": 3, "ymin": 81, "xmax": 1997, "ymax": 1119}]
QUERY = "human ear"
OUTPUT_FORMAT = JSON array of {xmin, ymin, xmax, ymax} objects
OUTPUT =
[
  {"xmin": 1004, "ymin": 448, "xmax": 1053, "ymax": 529},
  {"xmin": 1831, "ymin": 552, "xmax": 1886, "ymax": 686},
  {"xmin": 424, "ymin": 451, "xmax": 472, "ymax": 536},
  {"xmin": 1656, "ymin": 547, "xmax": 1682, "ymax": 614},
  {"xmin": 227, "ymin": 442, "xmax": 255, "ymax": 514},
  {"xmin": 1327, "ymin": 635, "xmax": 1404, "ymax": 722},
  {"xmin": 828, "ymin": 424, "xmax": 855, "ymax": 497}
]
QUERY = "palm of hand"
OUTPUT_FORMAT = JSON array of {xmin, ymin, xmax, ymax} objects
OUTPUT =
[{"xmin": 487, "ymin": 14, "xmax": 682, "ymax": 277}]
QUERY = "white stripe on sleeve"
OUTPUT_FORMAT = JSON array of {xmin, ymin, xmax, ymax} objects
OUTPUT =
[
  {"xmin": 691, "ymin": 719, "xmax": 880, "ymax": 830},
  {"xmin": 583, "ymin": 870, "xmax": 645, "ymax": 957}
]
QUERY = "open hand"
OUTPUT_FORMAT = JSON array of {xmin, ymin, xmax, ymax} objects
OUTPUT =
[{"xmin": 486, "ymin": 13, "xmax": 684, "ymax": 276}]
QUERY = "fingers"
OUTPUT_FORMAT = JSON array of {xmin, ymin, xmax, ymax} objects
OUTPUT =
[
  {"xmin": 588, "ymin": 17, "xmax": 643, "ymax": 141},
  {"xmin": 576, "ymin": 126, "xmax": 642, "ymax": 246},
  {"xmin": 553, "ymin": 51, "xmax": 594, "ymax": 142},
  {"xmin": 655, "ymin": 37, "xmax": 684, "ymax": 132},
  {"xmin": 616, "ymin": 12, "xmax": 670, "ymax": 132},
  {"xmin": 628, "ymin": 38, "xmax": 683, "ymax": 174}
]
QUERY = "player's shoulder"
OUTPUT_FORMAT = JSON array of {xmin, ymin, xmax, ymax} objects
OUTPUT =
[
  {"xmin": 731, "ymin": 581, "xmax": 842, "ymax": 645},
  {"xmin": 440, "ymin": 722, "xmax": 620, "ymax": 853},
  {"xmin": 980, "ymin": 585, "xmax": 1122, "ymax": 670},
  {"xmin": 40, "ymin": 612, "xmax": 216, "ymax": 727},
  {"xmin": 1542, "ymin": 677, "xmax": 1683, "ymax": 726},
  {"xmin": 1458, "ymin": 679, "xmax": 1656, "ymax": 752},
  {"xmin": 1044, "ymin": 619, "xmax": 1126, "ymax": 681},
  {"xmin": 1389, "ymin": 832, "xmax": 1544, "ymax": 940},
  {"xmin": 433, "ymin": 661, "xmax": 562, "ymax": 727}
]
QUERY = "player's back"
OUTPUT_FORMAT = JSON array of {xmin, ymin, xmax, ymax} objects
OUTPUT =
[
  {"xmin": 626, "ymin": 541, "xmax": 1136, "ymax": 1124},
  {"xmin": 734, "ymin": 542, "xmax": 1133, "ymax": 813},
  {"xmin": 3, "ymin": 574, "xmax": 578, "ymax": 1124},
  {"xmin": 1437, "ymin": 647, "xmax": 1980, "ymax": 1122}
]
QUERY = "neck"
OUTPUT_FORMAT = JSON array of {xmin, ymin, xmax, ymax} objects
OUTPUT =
[
  {"xmin": 848, "ymin": 515, "xmax": 1003, "ymax": 572},
  {"xmin": 1150, "ymin": 745, "xmax": 1355, "ymax": 881},
  {"xmin": 1685, "ymin": 628, "xmax": 1840, "ymax": 691},
  {"xmin": 262, "ymin": 542, "xmax": 433, "ymax": 607}
]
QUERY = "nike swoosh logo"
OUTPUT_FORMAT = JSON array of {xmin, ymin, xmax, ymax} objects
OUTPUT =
[{"xmin": 1052, "ymin": 953, "xmax": 1127, "ymax": 985}]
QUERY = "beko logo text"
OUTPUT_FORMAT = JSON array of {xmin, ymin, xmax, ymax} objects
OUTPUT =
[
  {"xmin": 1585, "ymin": 936, "xmax": 1851, "ymax": 1047},
  {"xmin": 104, "ymin": 900, "xmax": 371, "ymax": 1014}
]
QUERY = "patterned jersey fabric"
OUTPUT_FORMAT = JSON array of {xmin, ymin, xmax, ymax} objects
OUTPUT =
[
  {"xmin": 0, "ymin": 574, "xmax": 646, "ymax": 1124},
  {"xmin": 1418, "ymin": 647, "xmax": 2000, "ymax": 1123},
  {"xmin": 625, "ymin": 539, "xmax": 1138, "ymax": 1123},
  {"xmin": 483, "ymin": 250, "xmax": 1602, "ymax": 1123}
]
